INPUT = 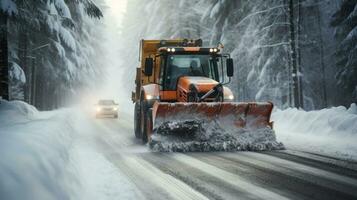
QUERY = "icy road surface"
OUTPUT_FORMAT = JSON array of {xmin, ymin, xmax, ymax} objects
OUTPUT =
[
  {"xmin": 1, "ymin": 102, "xmax": 357, "ymax": 200},
  {"xmin": 82, "ymin": 112, "xmax": 357, "ymax": 200}
]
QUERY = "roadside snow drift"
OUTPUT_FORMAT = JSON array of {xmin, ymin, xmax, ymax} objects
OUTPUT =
[
  {"xmin": 0, "ymin": 100, "xmax": 143, "ymax": 200},
  {"xmin": 273, "ymin": 104, "xmax": 357, "ymax": 160},
  {"xmin": 0, "ymin": 100, "xmax": 77, "ymax": 200}
]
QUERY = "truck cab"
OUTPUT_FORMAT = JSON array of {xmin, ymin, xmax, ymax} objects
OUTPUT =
[
  {"xmin": 132, "ymin": 39, "xmax": 235, "ymax": 142},
  {"xmin": 132, "ymin": 39, "xmax": 235, "ymax": 104}
]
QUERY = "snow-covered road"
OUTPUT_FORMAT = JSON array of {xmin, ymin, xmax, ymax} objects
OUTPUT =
[
  {"xmin": 76, "ymin": 109, "xmax": 357, "ymax": 200},
  {"xmin": 1, "ymin": 101, "xmax": 357, "ymax": 200}
]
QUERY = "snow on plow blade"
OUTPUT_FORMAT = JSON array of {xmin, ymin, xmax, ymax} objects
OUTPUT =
[{"xmin": 149, "ymin": 102, "xmax": 284, "ymax": 152}]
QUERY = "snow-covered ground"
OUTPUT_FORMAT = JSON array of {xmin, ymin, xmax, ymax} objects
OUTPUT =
[
  {"xmin": 1, "ymin": 100, "xmax": 357, "ymax": 199},
  {"xmin": 273, "ymin": 103, "xmax": 357, "ymax": 161},
  {"xmin": 0, "ymin": 100, "xmax": 143, "ymax": 200}
]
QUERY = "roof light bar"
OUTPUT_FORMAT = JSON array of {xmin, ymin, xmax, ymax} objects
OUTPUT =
[{"xmin": 167, "ymin": 48, "xmax": 176, "ymax": 52}]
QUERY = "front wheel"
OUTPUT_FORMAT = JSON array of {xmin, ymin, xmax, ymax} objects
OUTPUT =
[
  {"xmin": 146, "ymin": 109, "xmax": 153, "ymax": 143},
  {"xmin": 134, "ymin": 102, "xmax": 141, "ymax": 138},
  {"xmin": 140, "ymin": 101, "xmax": 155, "ymax": 143},
  {"xmin": 140, "ymin": 101, "xmax": 148, "ymax": 143}
]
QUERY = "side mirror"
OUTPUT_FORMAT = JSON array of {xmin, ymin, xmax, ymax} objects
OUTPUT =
[
  {"xmin": 144, "ymin": 58, "xmax": 154, "ymax": 76},
  {"xmin": 226, "ymin": 58, "xmax": 234, "ymax": 77}
]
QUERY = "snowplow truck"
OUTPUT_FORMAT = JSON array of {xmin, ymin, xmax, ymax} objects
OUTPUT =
[{"xmin": 132, "ymin": 39, "xmax": 283, "ymax": 152}]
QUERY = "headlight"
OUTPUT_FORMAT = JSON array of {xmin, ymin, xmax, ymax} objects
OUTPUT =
[
  {"xmin": 209, "ymin": 48, "xmax": 218, "ymax": 53},
  {"xmin": 167, "ymin": 48, "xmax": 176, "ymax": 52},
  {"xmin": 225, "ymin": 95, "xmax": 234, "ymax": 100},
  {"xmin": 146, "ymin": 95, "xmax": 159, "ymax": 100},
  {"xmin": 113, "ymin": 107, "xmax": 118, "ymax": 111},
  {"xmin": 96, "ymin": 107, "xmax": 101, "ymax": 112},
  {"xmin": 146, "ymin": 95, "xmax": 153, "ymax": 100}
]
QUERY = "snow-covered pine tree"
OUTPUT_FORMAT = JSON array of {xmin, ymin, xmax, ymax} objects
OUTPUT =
[
  {"xmin": 331, "ymin": 0, "xmax": 357, "ymax": 105},
  {"xmin": 119, "ymin": 0, "xmax": 346, "ymax": 109},
  {"xmin": 4, "ymin": 0, "xmax": 105, "ymax": 109},
  {"xmin": 208, "ymin": 0, "xmax": 291, "ymax": 108}
]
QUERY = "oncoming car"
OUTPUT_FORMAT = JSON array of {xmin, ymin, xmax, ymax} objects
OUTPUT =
[{"xmin": 95, "ymin": 99, "xmax": 118, "ymax": 118}]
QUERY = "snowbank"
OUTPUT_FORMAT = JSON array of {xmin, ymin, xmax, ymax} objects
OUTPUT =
[
  {"xmin": 0, "ymin": 100, "xmax": 37, "ymax": 125},
  {"xmin": 0, "ymin": 100, "xmax": 77, "ymax": 200},
  {"xmin": 273, "ymin": 104, "xmax": 357, "ymax": 161},
  {"xmin": 0, "ymin": 100, "xmax": 142, "ymax": 200}
]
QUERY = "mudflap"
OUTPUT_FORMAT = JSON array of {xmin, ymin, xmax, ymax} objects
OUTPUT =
[{"xmin": 148, "ymin": 102, "xmax": 284, "ymax": 152}]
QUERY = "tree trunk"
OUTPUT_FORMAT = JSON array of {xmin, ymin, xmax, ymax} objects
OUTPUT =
[
  {"xmin": 284, "ymin": 0, "xmax": 292, "ymax": 107},
  {"xmin": 288, "ymin": 0, "xmax": 301, "ymax": 108},
  {"xmin": 0, "ymin": 12, "xmax": 9, "ymax": 100},
  {"xmin": 316, "ymin": 4, "xmax": 328, "ymax": 108},
  {"xmin": 296, "ymin": 0, "xmax": 304, "ymax": 108},
  {"xmin": 30, "ymin": 58, "xmax": 36, "ymax": 105}
]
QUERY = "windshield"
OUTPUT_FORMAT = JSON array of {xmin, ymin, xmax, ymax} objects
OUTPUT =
[
  {"xmin": 161, "ymin": 54, "xmax": 221, "ymax": 90},
  {"xmin": 98, "ymin": 100, "xmax": 115, "ymax": 105}
]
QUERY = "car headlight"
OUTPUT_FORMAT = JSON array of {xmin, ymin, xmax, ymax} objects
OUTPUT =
[
  {"xmin": 113, "ymin": 107, "xmax": 118, "ymax": 111},
  {"xmin": 96, "ymin": 107, "xmax": 101, "ymax": 112}
]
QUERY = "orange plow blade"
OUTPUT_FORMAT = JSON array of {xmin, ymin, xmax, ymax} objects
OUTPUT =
[
  {"xmin": 152, "ymin": 102, "xmax": 273, "ymax": 130},
  {"xmin": 149, "ymin": 102, "xmax": 284, "ymax": 152}
]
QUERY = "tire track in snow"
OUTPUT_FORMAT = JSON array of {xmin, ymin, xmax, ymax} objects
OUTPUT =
[
  {"xmin": 141, "ymin": 153, "xmax": 252, "ymax": 200},
  {"xmin": 188, "ymin": 152, "xmax": 355, "ymax": 200},
  {"xmin": 95, "ymin": 127, "xmax": 209, "ymax": 200},
  {"xmin": 236, "ymin": 152, "xmax": 357, "ymax": 187},
  {"xmin": 186, "ymin": 153, "xmax": 308, "ymax": 200},
  {"xmin": 217, "ymin": 152, "xmax": 357, "ymax": 199},
  {"xmin": 170, "ymin": 153, "xmax": 290, "ymax": 200},
  {"xmin": 264, "ymin": 150, "xmax": 357, "ymax": 178},
  {"xmin": 118, "ymin": 155, "xmax": 209, "ymax": 200}
]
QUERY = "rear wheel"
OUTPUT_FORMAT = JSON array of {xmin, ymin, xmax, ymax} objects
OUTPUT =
[{"xmin": 134, "ymin": 102, "xmax": 141, "ymax": 138}]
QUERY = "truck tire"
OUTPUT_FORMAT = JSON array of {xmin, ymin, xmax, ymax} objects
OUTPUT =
[
  {"xmin": 140, "ymin": 100, "xmax": 149, "ymax": 143},
  {"xmin": 134, "ymin": 102, "xmax": 141, "ymax": 138},
  {"xmin": 146, "ymin": 109, "xmax": 153, "ymax": 143}
]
